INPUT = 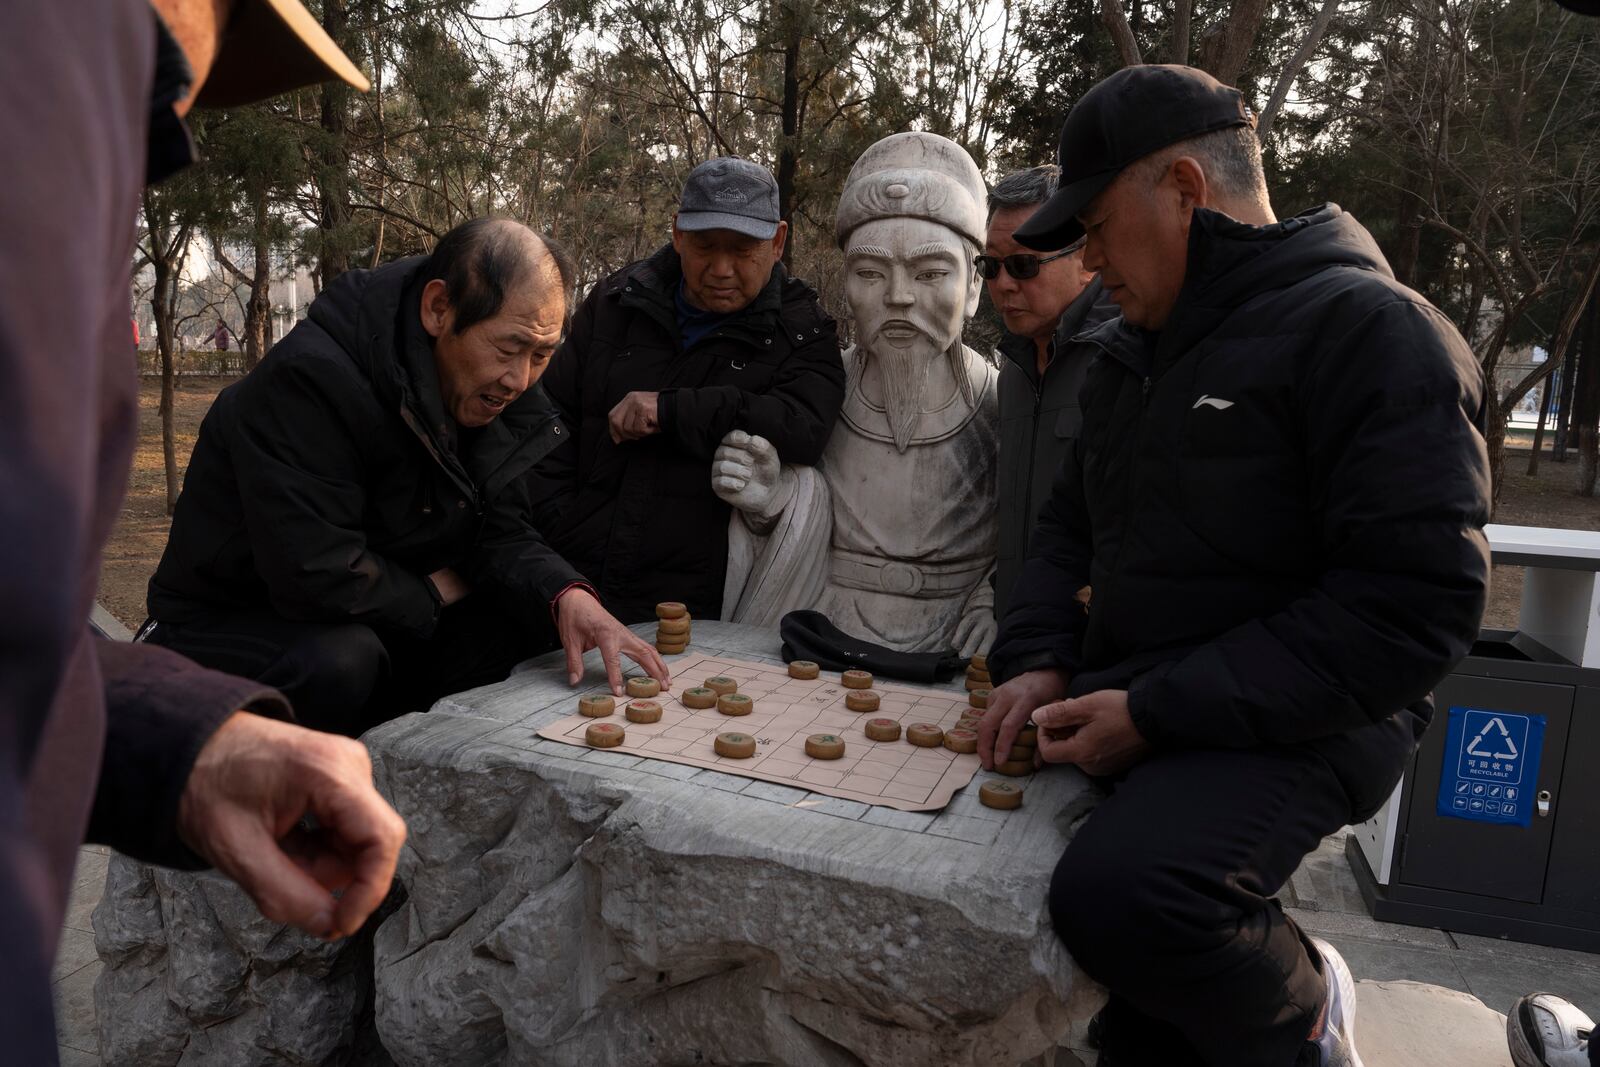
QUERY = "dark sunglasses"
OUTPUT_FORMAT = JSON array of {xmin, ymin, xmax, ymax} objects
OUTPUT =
[{"xmin": 974, "ymin": 239, "xmax": 1087, "ymax": 280}]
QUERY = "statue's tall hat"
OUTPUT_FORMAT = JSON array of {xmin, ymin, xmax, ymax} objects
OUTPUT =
[{"xmin": 835, "ymin": 132, "xmax": 987, "ymax": 250}]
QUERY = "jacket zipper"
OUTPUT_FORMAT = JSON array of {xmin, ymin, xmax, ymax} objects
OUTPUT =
[
  {"xmin": 1076, "ymin": 326, "xmax": 1155, "ymax": 661},
  {"xmin": 1022, "ymin": 375, "xmax": 1044, "ymax": 543}
]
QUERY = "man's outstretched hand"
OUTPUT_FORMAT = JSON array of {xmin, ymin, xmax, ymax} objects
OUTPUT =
[
  {"xmin": 977, "ymin": 667, "xmax": 1069, "ymax": 770},
  {"xmin": 178, "ymin": 712, "xmax": 407, "ymax": 942},
  {"xmin": 555, "ymin": 586, "xmax": 671, "ymax": 694}
]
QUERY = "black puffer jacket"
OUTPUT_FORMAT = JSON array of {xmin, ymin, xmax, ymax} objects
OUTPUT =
[
  {"xmin": 148, "ymin": 256, "xmax": 584, "ymax": 637},
  {"xmin": 994, "ymin": 278, "xmax": 1119, "ymax": 619},
  {"xmin": 527, "ymin": 244, "xmax": 845, "ymax": 623},
  {"xmin": 991, "ymin": 206, "xmax": 1491, "ymax": 749}
]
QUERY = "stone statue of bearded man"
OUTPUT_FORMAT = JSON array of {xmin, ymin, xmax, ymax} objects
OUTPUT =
[{"xmin": 712, "ymin": 132, "xmax": 999, "ymax": 657}]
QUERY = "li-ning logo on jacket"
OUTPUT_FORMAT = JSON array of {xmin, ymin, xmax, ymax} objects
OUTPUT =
[{"xmin": 1192, "ymin": 395, "xmax": 1235, "ymax": 411}]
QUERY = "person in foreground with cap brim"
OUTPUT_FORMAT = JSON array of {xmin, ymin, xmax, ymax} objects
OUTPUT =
[
  {"xmin": 0, "ymin": 3, "xmax": 404, "ymax": 1062},
  {"xmin": 976, "ymin": 65, "xmax": 1491, "ymax": 1066},
  {"xmin": 526, "ymin": 158, "xmax": 845, "ymax": 624}
]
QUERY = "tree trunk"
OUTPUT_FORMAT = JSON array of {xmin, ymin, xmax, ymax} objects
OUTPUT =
[
  {"xmin": 318, "ymin": 0, "xmax": 353, "ymax": 286},
  {"xmin": 1553, "ymin": 329, "xmax": 1581, "ymax": 460},
  {"xmin": 1527, "ymin": 354, "xmax": 1556, "ymax": 476},
  {"xmin": 1485, "ymin": 396, "xmax": 1508, "ymax": 516},
  {"xmin": 1574, "ymin": 295, "xmax": 1600, "ymax": 496},
  {"xmin": 1170, "ymin": 0, "xmax": 1191, "ymax": 64},
  {"xmin": 1390, "ymin": 177, "xmax": 1425, "ymax": 289},
  {"xmin": 1196, "ymin": 0, "xmax": 1270, "ymax": 86},
  {"xmin": 1099, "ymin": 0, "xmax": 1143, "ymax": 66},
  {"xmin": 1581, "ymin": 427, "xmax": 1598, "ymax": 495},
  {"xmin": 150, "ymin": 251, "xmax": 182, "ymax": 516},
  {"xmin": 776, "ymin": 0, "xmax": 800, "ymax": 268},
  {"xmin": 244, "ymin": 184, "xmax": 271, "ymax": 372}
]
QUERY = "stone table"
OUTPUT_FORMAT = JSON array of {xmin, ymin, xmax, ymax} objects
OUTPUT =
[{"xmin": 96, "ymin": 621, "xmax": 1102, "ymax": 1066}]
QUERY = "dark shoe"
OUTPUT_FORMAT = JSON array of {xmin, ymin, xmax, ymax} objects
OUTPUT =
[
  {"xmin": 1085, "ymin": 997, "xmax": 1198, "ymax": 1066},
  {"xmin": 1509, "ymin": 992, "xmax": 1594, "ymax": 1067}
]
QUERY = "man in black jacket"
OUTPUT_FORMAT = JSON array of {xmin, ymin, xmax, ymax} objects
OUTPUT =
[
  {"xmin": 527, "ymin": 158, "xmax": 845, "ymax": 624},
  {"xmin": 146, "ymin": 218, "xmax": 666, "ymax": 736},
  {"xmin": 978, "ymin": 67, "xmax": 1491, "ymax": 1066},
  {"xmin": 983, "ymin": 165, "xmax": 1118, "ymax": 619}
]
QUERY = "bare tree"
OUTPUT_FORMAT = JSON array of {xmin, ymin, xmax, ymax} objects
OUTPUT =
[
  {"xmin": 1256, "ymin": 0, "xmax": 1344, "ymax": 141},
  {"xmin": 139, "ymin": 189, "xmax": 198, "ymax": 515},
  {"xmin": 1358, "ymin": 0, "xmax": 1600, "ymax": 502}
]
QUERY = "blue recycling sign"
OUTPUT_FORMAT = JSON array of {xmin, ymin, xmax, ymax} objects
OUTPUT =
[{"xmin": 1436, "ymin": 706, "xmax": 1545, "ymax": 828}]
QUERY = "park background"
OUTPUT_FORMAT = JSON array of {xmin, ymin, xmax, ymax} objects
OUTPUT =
[{"xmin": 104, "ymin": 0, "xmax": 1600, "ymax": 633}]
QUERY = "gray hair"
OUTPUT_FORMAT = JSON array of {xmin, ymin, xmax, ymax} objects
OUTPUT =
[
  {"xmin": 1133, "ymin": 125, "xmax": 1268, "ymax": 205},
  {"xmin": 986, "ymin": 165, "xmax": 1060, "ymax": 222}
]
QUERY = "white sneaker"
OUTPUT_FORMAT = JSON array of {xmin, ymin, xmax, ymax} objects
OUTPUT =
[
  {"xmin": 1310, "ymin": 937, "xmax": 1366, "ymax": 1067},
  {"xmin": 1509, "ymin": 992, "xmax": 1594, "ymax": 1067}
]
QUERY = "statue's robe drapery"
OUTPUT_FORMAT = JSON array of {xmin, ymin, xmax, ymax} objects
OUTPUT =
[{"xmin": 723, "ymin": 345, "xmax": 999, "ymax": 652}]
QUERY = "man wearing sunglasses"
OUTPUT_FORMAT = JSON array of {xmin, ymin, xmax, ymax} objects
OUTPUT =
[{"xmin": 981, "ymin": 166, "xmax": 1117, "ymax": 619}]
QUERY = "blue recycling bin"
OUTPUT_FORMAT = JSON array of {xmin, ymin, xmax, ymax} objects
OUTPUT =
[{"xmin": 1347, "ymin": 525, "xmax": 1600, "ymax": 952}]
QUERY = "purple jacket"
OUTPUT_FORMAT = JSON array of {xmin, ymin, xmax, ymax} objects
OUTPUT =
[{"xmin": 2, "ymin": 5, "xmax": 289, "ymax": 1062}]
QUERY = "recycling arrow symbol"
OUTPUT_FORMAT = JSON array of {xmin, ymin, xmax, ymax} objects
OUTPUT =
[{"xmin": 1467, "ymin": 717, "xmax": 1519, "ymax": 761}]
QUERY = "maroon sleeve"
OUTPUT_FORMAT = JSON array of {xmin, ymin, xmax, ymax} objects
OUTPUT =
[
  {"xmin": 89, "ymin": 640, "xmax": 292, "ymax": 867},
  {"xmin": 0, "ymin": 3, "xmax": 158, "ymax": 1060},
  {"xmin": 0, "ymin": 4, "xmax": 292, "ymax": 1061}
]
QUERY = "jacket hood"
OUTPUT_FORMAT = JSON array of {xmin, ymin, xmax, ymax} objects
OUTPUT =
[
  {"xmin": 1074, "ymin": 206, "xmax": 1398, "ymax": 381},
  {"xmin": 305, "ymin": 255, "xmax": 562, "ymax": 497},
  {"xmin": 1161, "ymin": 204, "xmax": 1391, "ymax": 360},
  {"xmin": 1186, "ymin": 204, "xmax": 1390, "ymax": 307},
  {"xmin": 305, "ymin": 256, "xmax": 419, "ymax": 406}
]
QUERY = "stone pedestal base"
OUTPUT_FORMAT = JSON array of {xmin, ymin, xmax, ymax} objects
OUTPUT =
[{"xmin": 95, "ymin": 622, "xmax": 1101, "ymax": 1065}]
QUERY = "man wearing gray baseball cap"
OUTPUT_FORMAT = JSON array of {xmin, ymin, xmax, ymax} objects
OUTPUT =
[{"xmin": 527, "ymin": 158, "xmax": 845, "ymax": 624}]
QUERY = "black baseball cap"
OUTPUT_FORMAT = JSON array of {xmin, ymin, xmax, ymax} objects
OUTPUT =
[
  {"xmin": 676, "ymin": 158, "xmax": 782, "ymax": 240},
  {"xmin": 1013, "ymin": 65, "xmax": 1256, "ymax": 250}
]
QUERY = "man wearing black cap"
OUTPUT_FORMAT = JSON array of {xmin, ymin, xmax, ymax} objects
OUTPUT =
[
  {"xmin": 2, "ymin": 2, "xmax": 407, "ymax": 1061},
  {"xmin": 527, "ymin": 158, "xmax": 846, "ymax": 624},
  {"xmin": 977, "ymin": 65, "xmax": 1490, "ymax": 1066}
]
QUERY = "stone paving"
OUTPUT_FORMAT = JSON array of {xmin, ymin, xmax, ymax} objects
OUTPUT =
[
  {"xmin": 55, "ymin": 845, "xmax": 108, "ymax": 1066},
  {"xmin": 60, "ymin": 825, "xmax": 1600, "ymax": 1064}
]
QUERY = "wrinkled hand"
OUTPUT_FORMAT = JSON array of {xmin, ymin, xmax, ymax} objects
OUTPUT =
[
  {"xmin": 427, "ymin": 567, "xmax": 471, "ymax": 606},
  {"xmin": 178, "ymin": 712, "xmax": 407, "ymax": 942},
  {"xmin": 978, "ymin": 667, "xmax": 1069, "ymax": 770},
  {"xmin": 608, "ymin": 391, "xmax": 660, "ymax": 444},
  {"xmin": 952, "ymin": 611, "xmax": 996, "ymax": 660},
  {"xmin": 711, "ymin": 430, "xmax": 783, "ymax": 516},
  {"xmin": 1034, "ymin": 689, "xmax": 1150, "ymax": 777},
  {"xmin": 556, "ymin": 586, "xmax": 670, "ymax": 694}
]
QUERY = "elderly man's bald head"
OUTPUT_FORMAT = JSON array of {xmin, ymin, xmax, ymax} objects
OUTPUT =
[
  {"xmin": 419, "ymin": 217, "xmax": 575, "ymax": 427},
  {"xmin": 425, "ymin": 218, "xmax": 575, "ymax": 336}
]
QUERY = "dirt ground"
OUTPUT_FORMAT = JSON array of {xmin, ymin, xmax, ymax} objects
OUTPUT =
[
  {"xmin": 95, "ymin": 378, "xmax": 231, "ymax": 629},
  {"xmin": 96, "ymin": 379, "xmax": 1600, "ymax": 634}
]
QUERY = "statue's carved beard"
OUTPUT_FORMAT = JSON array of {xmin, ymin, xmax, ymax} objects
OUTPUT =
[
  {"xmin": 879, "ymin": 341, "xmax": 934, "ymax": 454},
  {"xmin": 860, "ymin": 332, "xmax": 974, "ymax": 454}
]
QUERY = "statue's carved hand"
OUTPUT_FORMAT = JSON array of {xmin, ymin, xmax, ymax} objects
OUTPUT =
[
  {"xmin": 712, "ymin": 430, "xmax": 784, "ymax": 517},
  {"xmin": 952, "ymin": 610, "xmax": 996, "ymax": 660}
]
